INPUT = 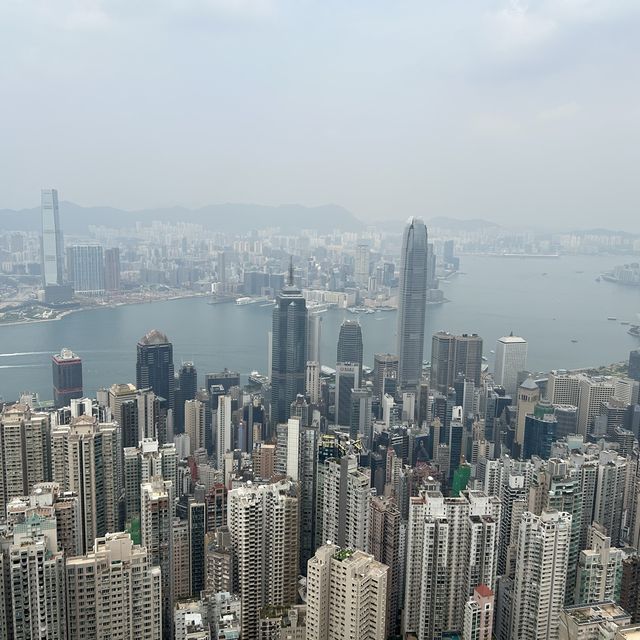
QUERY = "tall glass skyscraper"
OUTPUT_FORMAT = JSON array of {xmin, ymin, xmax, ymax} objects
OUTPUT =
[
  {"xmin": 336, "ymin": 319, "xmax": 363, "ymax": 381},
  {"xmin": 136, "ymin": 329, "xmax": 175, "ymax": 412},
  {"xmin": 271, "ymin": 264, "xmax": 307, "ymax": 424},
  {"xmin": 396, "ymin": 217, "xmax": 429, "ymax": 395},
  {"xmin": 41, "ymin": 188, "xmax": 64, "ymax": 287}
]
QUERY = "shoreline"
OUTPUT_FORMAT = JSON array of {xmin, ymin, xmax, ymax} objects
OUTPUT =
[{"xmin": 0, "ymin": 292, "xmax": 208, "ymax": 328}]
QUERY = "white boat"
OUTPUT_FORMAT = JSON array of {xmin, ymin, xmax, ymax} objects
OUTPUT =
[{"xmin": 236, "ymin": 297, "xmax": 255, "ymax": 306}]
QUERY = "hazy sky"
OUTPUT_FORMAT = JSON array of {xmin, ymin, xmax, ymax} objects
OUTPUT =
[{"xmin": 2, "ymin": 0, "xmax": 639, "ymax": 229}]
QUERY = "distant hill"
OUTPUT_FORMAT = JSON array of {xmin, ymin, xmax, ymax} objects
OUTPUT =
[{"xmin": 0, "ymin": 201, "xmax": 362, "ymax": 234}]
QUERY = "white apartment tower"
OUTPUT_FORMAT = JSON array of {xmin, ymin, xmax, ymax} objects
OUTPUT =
[
  {"xmin": 66, "ymin": 532, "xmax": 162, "ymax": 640},
  {"xmin": 306, "ymin": 544, "xmax": 388, "ymax": 640},
  {"xmin": 227, "ymin": 480, "xmax": 300, "ymax": 640},
  {"xmin": 494, "ymin": 335, "xmax": 528, "ymax": 396},
  {"xmin": 510, "ymin": 510, "xmax": 572, "ymax": 640}
]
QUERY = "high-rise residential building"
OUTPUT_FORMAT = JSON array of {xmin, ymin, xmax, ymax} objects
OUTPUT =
[
  {"xmin": 51, "ymin": 414, "xmax": 122, "ymax": 553},
  {"xmin": 175, "ymin": 361, "xmax": 198, "ymax": 434},
  {"xmin": 306, "ymin": 544, "xmax": 389, "ymax": 640},
  {"xmin": 336, "ymin": 319, "xmax": 364, "ymax": 381},
  {"xmin": 51, "ymin": 347, "xmax": 83, "ymax": 408},
  {"xmin": 463, "ymin": 585, "xmax": 494, "ymax": 640},
  {"xmin": 369, "ymin": 496, "xmax": 402, "ymax": 637},
  {"xmin": 510, "ymin": 510, "xmax": 572, "ymax": 640},
  {"xmin": 334, "ymin": 362, "xmax": 359, "ymax": 426},
  {"xmin": 494, "ymin": 335, "xmax": 528, "ymax": 396},
  {"xmin": 0, "ymin": 403, "xmax": 50, "ymax": 517},
  {"xmin": 0, "ymin": 513, "xmax": 66, "ymax": 640},
  {"xmin": 227, "ymin": 480, "xmax": 299, "ymax": 640},
  {"xmin": 142, "ymin": 477, "xmax": 174, "ymax": 640},
  {"xmin": 355, "ymin": 243, "xmax": 370, "ymax": 287},
  {"xmin": 592, "ymin": 451, "xmax": 626, "ymax": 546},
  {"xmin": 373, "ymin": 353, "xmax": 399, "ymax": 399},
  {"xmin": 350, "ymin": 387, "xmax": 372, "ymax": 443},
  {"xmin": 630, "ymin": 349, "xmax": 640, "ymax": 382},
  {"xmin": 306, "ymin": 361, "xmax": 321, "ymax": 405},
  {"xmin": 271, "ymin": 265, "xmax": 308, "ymax": 423},
  {"xmin": 397, "ymin": 217, "xmax": 429, "ymax": 398},
  {"xmin": 621, "ymin": 555, "xmax": 640, "ymax": 623},
  {"xmin": 403, "ymin": 490, "xmax": 500, "ymax": 639},
  {"xmin": 575, "ymin": 524, "xmax": 623, "ymax": 605},
  {"xmin": 66, "ymin": 532, "xmax": 162, "ymax": 640},
  {"xmin": 185, "ymin": 398, "xmax": 206, "ymax": 454},
  {"xmin": 104, "ymin": 246, "xmax": 121, "ymax": 291},
  {"xmin": 318, "ymin": 455, "xmax": 373, "ymax": 552},
  {"xmin": 431, "ymin": 332, "xmax": 484, "ymax": 393},
  {"xmin": 67, "ymin": 243, "xmax": 105, "ymax": 295},
  {"xmin": 41, "ymin": 188, "xmax": 64, "ymax": 287},
  {"xmin": 137, "ymin": 329, "xmax": 175, "ymax": 412},
  {"xmin": 216, "ymin": 394, "xmax": 232, "ymax": 471}
]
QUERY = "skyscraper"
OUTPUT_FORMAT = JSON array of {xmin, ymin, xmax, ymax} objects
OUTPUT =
[
  {"xmin": 494, "ymin": 335, "xmax": 528, "ymax": 396},
  {"xmin": 271, "ymin": 263, "xmax": 308, "ymax": 423},
  {"xmin": 630, "ymin": 349, "xmax": 640, "ymax": 382},
  {"xmin": 104, "ymin": 246, "xmax": 121, "ymax": 291},
  {"xmin": 51, "ymin": 347, "xmax": 83, "ymax": 408},
  {"xmin": 397, "ymin": 217, "xmax": 429, "ymax": 398},
  {"xmin": 336, "ymin": 319, "xmax": 364, "ymax": 381},
  {"xmin": 67, "ymin": 243, "xmax": 105, "ymax": 295},
  {"xmin": 373, "ymin": 353, "xmax": 399, "ymax": 398},
  {"xmin": 175, "ymin": 361, "xmax": 198, "ymax": 434},
  {"xmin": 41, "ymin": 188, "xmax": 64, "ymax": 287},
  {"xmin": 355, "ymin": 243, "xmax": 370, "ymax": 287},
  {"xmin": 431, "ymin": 332, "xmax": 483, "ymax": 393},
  {"xmin": 136, "ymin": 329, "xmax": 175, "ymax": 412},
  {"xmin": 334, "ymin": 362, "xmax": 359, "ymax": 427}
]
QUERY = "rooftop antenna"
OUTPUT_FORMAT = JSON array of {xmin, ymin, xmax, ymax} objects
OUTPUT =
[{"xmin": 288, "ymin": 256, "xmax": 294, "ymax": 286}]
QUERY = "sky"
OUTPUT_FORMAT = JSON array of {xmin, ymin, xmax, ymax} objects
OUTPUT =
[{"xmin": 1, "ymin": 0, "xmax": 639, "ymax": 230}]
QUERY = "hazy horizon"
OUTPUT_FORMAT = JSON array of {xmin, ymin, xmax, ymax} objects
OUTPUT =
[{"xmin": 2, "ymin": 1, "xmax": 639, "ymax": 230}]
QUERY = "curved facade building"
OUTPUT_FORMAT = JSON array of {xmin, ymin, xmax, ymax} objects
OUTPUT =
[{"xmin": 396, "ymin": 217, "xmax": 429, "ymax": 395}]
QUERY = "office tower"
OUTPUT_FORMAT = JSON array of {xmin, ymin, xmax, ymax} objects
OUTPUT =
[
  {"xmin": 271, "ymin": 265, "xmax": 308, "ymax": 423},
  {"xmin": 515, "ymin": 377, "xmax": 540, "ymax": 449},
  {"xmin": 227, "ymin": 480, "xmax": 299, "ymax": 640},
  {"xmin": 299, "ymin": 424, "xmax": 318, "ymax": 573},
  {"xmin": 0, "ymin": 403, "xmax": 50, "ymax": 516},
  {"xmin": 308, "ymin": 311, "xmax": 323, "ymax": 365},
  {"xmin": 555, "ymin": 404, "xmax": 578, "ymax": 438},
  {"xmin": 578, "ymin": 375, "xmax": 616, "ymax": 436},
  {"xmin": 426, "ymin": 242, "xmax": 437, "ymax": 288},
  {"xmin": 104, "ymin": 246, "xmax": 121, "ymax": 291},
  {"xmin": 447, "ymin": 333, "xmax": 483, "ymax": 388},
  {"xmin": 494, "ymin": 335, "xmax": 527, "ymax": 396},
  {"xmin": 185, "ymin": 398, "xmax": 206, "ymax": 454},
  {"xmin": 463, "ymin": 585, "xmax": 494, "ymax": 640},
  {"xmin": 621, "ymin": 556, "xmax": 640, "ymax": 623},
  {"xmin": 216, "ymin": 394, "xmax": 232, "ymax": 470},
  {"xmin": 355, "ymin": 243, "xmax": 370, "ymax": 287},
  {"xmin": 510, "ymin": 510, "xmax": 572, "ymax": 640},
  {"xmin": 369, "ymin": 496, "xmax": 402, "ymax": 637},
  {"xmin": 547, "ymin": 370, "xmax": 581, "ymax": 405},
  {"xmin": 335, "ymin": 362, "xmax": 359, "ymax": 426},
  {"xmin": 41, "ymin": 188, "xmax": 64, "ymax": 287},
  {"xmin": 397, "ymin": 217, "xmax": 429, "ymax": 396},
  {"xmin": 123, "ymin": 439, "xmax": 177, "ymax": 522},
  {"xmin": 337, "ymin": 319, "xmax": 364, "ymax": 381},
  {"xmin": 189, "ymin": 501, "xmax": 206, "ymax": 596},
  {"xmin": 67, "ymin": 243, "xmax": 105, "ymax": 294},
  {"xmin": 0, "ymin": 514, "xmax": 66, "ymax": 640},
  {"xmin": 51, "ymin": 414, "xmax": 122, "ymax": 553},
  {"xmin": 630, "ymin": 350, "xmax": 640, "ymax": 382},
  {"xmin": 51, "ymin": 347, "xmax": 83, "ymax": 408},
  {"xmin": 66, "ymin": 532, "xmax": 162, "ymax": 640},
  {"xmin": 575, "ymin": 524, "xmax": 623, "ymax": 605},
  {"xmin": 306, "ymin": 544, "xmax": 388, "ymax": 640},
  {"xmin": 205, "ymin": 369, "xmax": 240, "ymax": 394},
  {"xmin": 430, "ymin": 331, "xmax": 456, "ymax": 392},
  {"xmin": 142, "ymin": 477, "xmax": 174, "ymax": 640},
  {"xmin": 403, "ymin": 490, "xmax": 500, "ymax": 639},
  {"xmin": 373, "ymin": 353, "xmax": 399, "ymax": 398},
  {"xmin": 176, "ymin": 362, "xmax": 198, "ymax": 434},
  {"xmin": 350, "ymin": 387, "xmax": 372, "ymax": 443},
  {"xmin": 290, "ymin": 393, "xmax": 310, "ymax": 427},
  {"xmin": 306, "ymin": 361, "xmax": 321, "ymax": 405},
  {"xmin": 137, "ymin": 329, "xmax": 175, "ymax": 412}
]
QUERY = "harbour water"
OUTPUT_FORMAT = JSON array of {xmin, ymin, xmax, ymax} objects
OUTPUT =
[{"xmin": 0, "ymin": 255, "xmax": 638, "ymax": 403}]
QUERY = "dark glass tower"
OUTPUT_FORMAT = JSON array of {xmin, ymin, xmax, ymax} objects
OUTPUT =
[
  {"xmin": 630, "ymin": 349, "xmax": 640, "ymax": 382},
  {"xmin": 175, "ymin": 362, "xmax": 197, "ymax": 434},
  {"xmin": 336, "ymin": 319, "xmax": 364, "ymax": 382},
  {"xmin": 52, "ymin": 347, "xmax": 83, "ymax": 408},
  {"xmin": 397, "ymin": 217, "xmax": 429, "ymax": 395},
  {"xmin": 136, "ymin": 329, "xmax": 175, "ymax": 412},
  {"xmin": 271, "ymin": 261, "xmax": 308, "ymax": 424}
]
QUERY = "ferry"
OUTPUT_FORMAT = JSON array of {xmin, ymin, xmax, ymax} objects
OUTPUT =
[
  {"xmin": 629, "ymin": 325, "xmax": 640, "ymax": 338},
  {"xmin": 607, "ymin": 317, "xmax": 617, "ymax": 321},
  {"xmin": 236, "ymin": 297, "xmax": 256, "ymax": 306}
]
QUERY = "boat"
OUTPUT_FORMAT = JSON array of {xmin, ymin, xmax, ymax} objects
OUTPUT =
[
  {"xmin": 621, "ymin": 321, "xmax": 630, "ymax": 326},
  {"xmin": 236, "ymin": 297, "xmax": 255, "ymax": 306},
  {"xmin": 571, "ymin": 339, "xmax": 578, "ymax": 343},
  {"xmin": 629, "ymin": 325, "xmax": 640, "ymax": 337},
  {"xmin": 607, "ymin": 317, "xmax": 617, "ymax": 321}
]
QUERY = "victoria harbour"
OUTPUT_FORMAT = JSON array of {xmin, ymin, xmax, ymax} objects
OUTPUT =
[{"xmin": 1, "ymin": 254, "xmax": 638, "ymax": 403}]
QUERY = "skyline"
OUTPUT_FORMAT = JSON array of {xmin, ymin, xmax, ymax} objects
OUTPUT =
[{"xmin": 2, "ymin": 1, "xmax": 640, "ymax": 230}]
